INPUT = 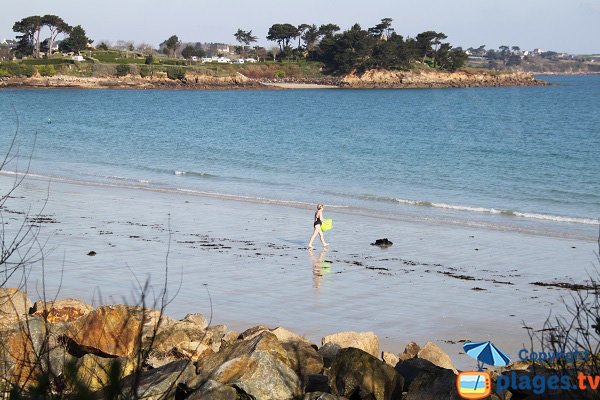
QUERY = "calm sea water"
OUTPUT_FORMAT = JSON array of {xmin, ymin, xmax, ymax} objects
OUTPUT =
[{"xmin": 1, "ymin": 75, "xmax": 599, "ymax": 239}]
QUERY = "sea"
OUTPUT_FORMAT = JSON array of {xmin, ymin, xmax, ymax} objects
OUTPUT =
[
  {"xmin": 1, "ymin": 75, "xmax": 599, "ymax": 365},
  {"xmin": 1, "ymin": 75, "xmax": 598, "ymax": 241}
]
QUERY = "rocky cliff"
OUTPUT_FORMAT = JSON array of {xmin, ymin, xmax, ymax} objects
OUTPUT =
[
  {"xmin": 0, "ymin": 68, "xmax": 547, "ymax": 90},
  {"xmin": 340, "ymin": 69, "xmax": 546, "ymax": 88}
]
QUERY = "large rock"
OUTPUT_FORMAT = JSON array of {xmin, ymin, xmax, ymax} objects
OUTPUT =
[
  {"xmin": 187, "ymin": 379, "xmax": 238, "ymax": 400},
  {"xmin": 282, "ymin": 340, "xmax": 324, "ymax": 388},
  {"xmin": 327, "ymin": 347, "xmax": 404, "ymax": 400},
  {"xmin": 72, "ymin": 354, "xmax": 137, "ymax": 392},
  {"xmin": 30, "ymin": 298, "xmax": 93, "ymax": 323},
  {"xmin": 396, "ymin": 358, "xmax": 459, "ymax": 400},
  {"xmin": 62, "ymin": 305, "xmax": 145, "ymax": 357},
  {"xmin": 238, "ymin": 325, "xmax": 269, "ymax": 340},
  {"xmin": 181, "ymin": 313, "xmax": 209, "ymax": 330},
  {"xmin": 322, "ymin": 331, "xmax": 379, "ymax": 357},
  {"xmin": 304, "ymin": 393, "xmax": 348, "ymax": 400},
  {"xmin": 0, "ymin": 317, "xmax": 47, "ymax": 386},
  {"xmin": 271, "ymin": 326, "xmax": 311, "ymax": 344},
  {"xmin": 399, "ymin": 341, "xmax": 420, "ymax": 361},
  {"xmin": 151, "ymin": 319, "xmax": 208, "ymax": 353},
  {"xmin": 119, "ymin": 359, "xmax": 196, "ymax": 400},
  {"xmin": 318, "ymin": 342, "xmax": 341, "ymax": 368},
  {"xmin": 417, "ymin": 342, "xmax": 457, "ymax": 373},
  {"xmin": 0, "ymin": 288, "xmax": 32, "ymax": 328},
  {"xmin": 382, "ymin": 351, "xmax": 400, "ymax": 367},
  {"xmin": 192, "ymin": 331, "xmax": 302, "ymax": 400}
]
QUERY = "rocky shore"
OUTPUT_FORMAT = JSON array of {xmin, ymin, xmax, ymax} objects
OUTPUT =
[
  {"xmin": 0, "ymin": 69, "xmax": 547, "ymax": 90},
  {"xmin": 0, "ymin": 288, "xmax": 577, "ymax": 400}
]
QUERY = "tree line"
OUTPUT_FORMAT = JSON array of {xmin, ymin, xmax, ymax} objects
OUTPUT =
[
  {"xmin": 237, "ymin": 18, "xmax": 467, "ymax": 73},
  {"xmin": 9, "ymin": 15, "xmax": 467, "ymax": 74},
  {"xmin": 12, "ymin": 15, "xmax": 92, "ymax": 57}
]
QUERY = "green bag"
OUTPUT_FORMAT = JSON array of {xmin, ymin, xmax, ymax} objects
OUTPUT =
[{"xmin": 321, "ymin": 219, "xmax": 333, "ymax": 232}]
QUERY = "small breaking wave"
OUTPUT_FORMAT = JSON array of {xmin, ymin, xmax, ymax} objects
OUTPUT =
[
  {"xmin": 390, "ymin": 197, "xmax": 596, "ymax": 225},
  {"xmin": 174, "ymin": 170, "xmax": 215, "ymax": 178}
]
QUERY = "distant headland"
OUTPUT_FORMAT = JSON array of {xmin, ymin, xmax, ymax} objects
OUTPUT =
[{"xmin": 1, "ymin": 15, "xmax": 552, "ymax": 90}]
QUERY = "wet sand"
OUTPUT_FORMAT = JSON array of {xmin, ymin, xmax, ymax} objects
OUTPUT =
[{"xmin": 1, "ymin": 174, "xmax": 597, "ymax": 369}]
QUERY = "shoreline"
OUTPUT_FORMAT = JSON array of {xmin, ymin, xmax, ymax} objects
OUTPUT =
[
  {"xmin": 0, "ymin": 69, "xmax": 548, "ymax": 90},
  {"xmin": 1, "ymin": 173, "xmax": 597, "ymax": 372}
]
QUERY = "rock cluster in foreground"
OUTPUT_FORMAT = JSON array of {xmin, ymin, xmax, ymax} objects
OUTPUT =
[{"xmin": 0, "ymin": 288, "xmax": 566, "ymax": 399}]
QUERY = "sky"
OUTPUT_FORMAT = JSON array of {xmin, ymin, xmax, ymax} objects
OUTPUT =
[{"xmin": 1, "ymin": 0, "xmax": 599, "ymax": 54}]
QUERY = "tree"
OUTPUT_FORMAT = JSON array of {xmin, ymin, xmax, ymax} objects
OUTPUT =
[
  {"xmin": 415, "ymin": 30, "xmax": 437, "ymax": 64},
  {"xmin": 234, "ymin": 29, "xmax": 257, "ymax": 58},
  {"xmin": 296, "ymin": 24, "xmax": 311, "ymax": 48},
  {"xmin": 318, "ymin": 24, "xmax": 375, "ymax": 74},
  {"xmin": 12, "ymin": 16, "xmax": 42, "ymax": 58},
  {"xmin": 318, "ymin": 24, "xmax": 340, "ymax": 38},
  {"xmin": 301, "ymin": 24, "xmax": 320, "ymax": 52},
  {"xmin": 59, "ymin": 25, "xmax": 91, "ymax": 54},
  {"xmin": 368, "ymin": 18, "xmax": 394, "ymax": 39},
  {"xmin": 499, "ymin": 45, "xmax": 510, "ymax": 65},
  {"xmin": 164, "ymin": 35, "xmax": 180, "ymax": 58},
  {"xmin": 431, "ymin": 32, "xmax": 448, "ymax": 67},
  {"xmin": 267, "ymin": 23, "xmax": 299, "ymax": 54},
  {"xmin": 42, "ymin": 15, "xmax": 71, "ymax": 57},
  {"xmin": 97, "ymin": 41, "xmax": 109, "ymax": 50},
  {"xmin": 181, "ymin": 44, "xmax": 204, "ymax": 59}
]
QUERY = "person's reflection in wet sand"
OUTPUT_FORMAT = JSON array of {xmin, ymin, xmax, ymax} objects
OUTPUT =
[{"xmin": 309, "ymin": 248, "xmax": 329, "ymax": 288}]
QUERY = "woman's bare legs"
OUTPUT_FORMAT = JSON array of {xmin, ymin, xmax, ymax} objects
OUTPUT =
[
  {"xmin": 309, "ymin": 226, "xmax": 328, "ymax": 248},
  {"xmin": 319, "ymin": 229, "xmax": 328, "ymax": 247},
  {"xmin": 308, "ymin": 226, "xmax": 319, "ymax": 248}
]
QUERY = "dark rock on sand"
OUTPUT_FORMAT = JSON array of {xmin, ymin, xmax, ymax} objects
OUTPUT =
[
  {"xmin": 371, "ymin": 238, "xmax": 393, "ymax": 247},
  {"xmin": 327, "ymin": 347, "xmax": 404, "ymax": 400},
  {"xmin": 87, "ymin": 251, "xmax": 97, "ymax": 256}
]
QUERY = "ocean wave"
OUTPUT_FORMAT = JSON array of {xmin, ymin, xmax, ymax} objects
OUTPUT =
[
  {"xmin": 174, "ymin": 170, "xmax": 215, "ymax": 178},
  {"xmin": 389, "ymin": 197, "xmax": 596, "ymax": 225}
]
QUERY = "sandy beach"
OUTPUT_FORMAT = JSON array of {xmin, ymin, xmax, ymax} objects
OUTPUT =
[{"xmin": 2, "ymin": 173, "xmax": 596, "ymax": 369}]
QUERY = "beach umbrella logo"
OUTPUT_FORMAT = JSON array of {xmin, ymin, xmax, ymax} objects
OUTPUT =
[
  {"xmin": 463, "ymin": 341, "xmax": 511, "ymax": 370},
  {"xmin": 456, "ymin": 341, "xmax": 509, "ymax": 399}
]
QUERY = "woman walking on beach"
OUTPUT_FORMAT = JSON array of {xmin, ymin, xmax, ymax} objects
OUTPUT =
[{"xmin": 308, "ymin": 204, "xmax": 329, "ymax": 248}]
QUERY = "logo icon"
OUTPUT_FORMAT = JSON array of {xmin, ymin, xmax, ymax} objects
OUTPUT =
[
  {"xmin": 457, "ymin": 341, "xmax": 511, "ymax": 399},
  {"xmin": 457, "ymin": 371, "xmax": 491, "ymax": 399}
]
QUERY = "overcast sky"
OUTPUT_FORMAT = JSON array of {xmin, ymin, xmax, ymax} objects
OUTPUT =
[{"xmin": 1, "ymin": 0, "xmax": 599, "ymax": 54}]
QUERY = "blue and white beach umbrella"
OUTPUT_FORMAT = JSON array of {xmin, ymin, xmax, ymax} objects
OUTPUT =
[{"xmin": 463, "ymin": 341, "xmax": 511, "ymax": 369}]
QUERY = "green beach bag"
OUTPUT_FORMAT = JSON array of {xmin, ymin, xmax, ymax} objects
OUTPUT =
[{"xmin": 321, "ymin": 219, "xmax": 333, "ymax": 232}]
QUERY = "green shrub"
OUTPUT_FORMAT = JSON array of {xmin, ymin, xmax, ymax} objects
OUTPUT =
[
  {"xmin": 0, "ymin": 68, "xmax": 10, "ymax": 77},
  {"xmin": 38, "ymin": 65, "xmax": 56, "ymax": 77},
  {"xmin": 274, "ymin": 70, "xmax": 286, "ymax": 78},
  {"xmin": 139, "ymin": 65, "xmax": 151, "ymax": 78},
  {"xmin": 145, "ymin": 55, "xmax": 156, "ymax": 65},
  {"xmin": 115, "ymin": 64, "xmax": 130, "ymax": 77},
  {"xmin": 20, "ymin": 64, "xmax": 36, "ymax": 77},
  {"xmin": 166, "ymin": 67, "xmax": 186, "ymax": 80}
]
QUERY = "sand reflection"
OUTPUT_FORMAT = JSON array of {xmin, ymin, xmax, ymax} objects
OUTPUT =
[{"xmin": 309, "ymin": 248, "xmax": 331, "ymax": 288}]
